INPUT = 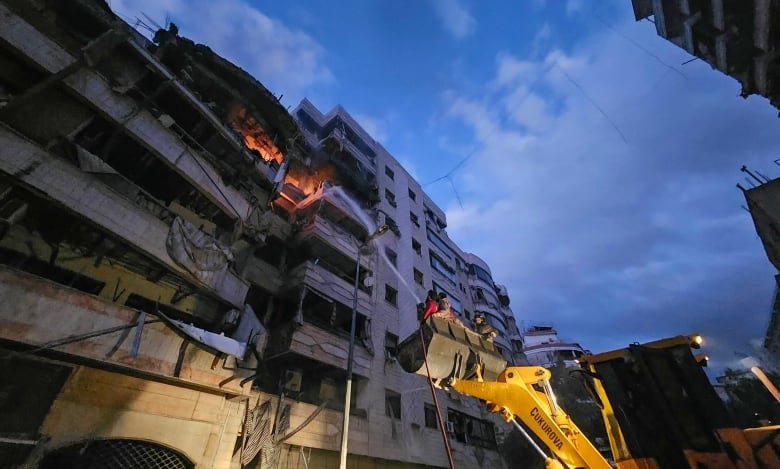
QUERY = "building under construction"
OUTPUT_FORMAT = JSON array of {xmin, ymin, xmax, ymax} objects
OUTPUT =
[
  {"xmin": 630, "ymin": 0, "xmax": 780, "ymax": 110},
  {"xmin": 0, "ymin": 1, "xmax": 524, "ymax": 467}
]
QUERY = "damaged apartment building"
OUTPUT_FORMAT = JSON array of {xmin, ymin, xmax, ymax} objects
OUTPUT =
[{"xmin": 0, "ymin": 1, "xmax": 524, "ymax": 467}]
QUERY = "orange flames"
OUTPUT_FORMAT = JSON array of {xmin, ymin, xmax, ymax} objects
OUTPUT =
[
  {"xmin": 229, "ymin": 105, "xmax": 284, "ymax": 164},
  {"xmin": 284, "ymin": 164, "xmax": 340, "ymax": 196}
]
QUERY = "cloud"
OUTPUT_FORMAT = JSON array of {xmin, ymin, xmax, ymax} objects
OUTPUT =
[
  {"xmin": 439, "ymin": 17, "xmax": 780, "ymax": 372},
  {"xmin": 430, "ymin": 0, "xmax": 477, "ymax": 39},
  {"xmin": 110, "ymin": 0, "xmax": 332, "ymax": 102}
]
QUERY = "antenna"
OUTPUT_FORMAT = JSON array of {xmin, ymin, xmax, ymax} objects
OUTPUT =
[
  {"xmin": 756, "ymin": 170, "xmax": 772, "ymax": 183},
  {"xmin": 741, "ymin": 165, "xmax": 764, "ymax": 185},
  {"xmin": 745, "ymin": 177, "xmax": 757, "ymax": 188},
  {"xmin": 141, "ymin": 12, "xmax": 163, "ymax": 31}
]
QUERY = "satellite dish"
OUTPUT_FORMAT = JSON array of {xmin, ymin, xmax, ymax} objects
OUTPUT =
[{"xmin": 362, "ymin": 274, "xmax": 374, "ymax": 288}]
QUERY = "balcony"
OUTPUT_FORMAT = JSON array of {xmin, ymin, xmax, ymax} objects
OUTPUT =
[
  {"xmin": 296, "ymin": 188, "xmax": 371, "ymax": 236},
  {"xmin": 286, "ymin": 322, "xmax": 372, "ymax": 376},
  {"xmin": 293, "ymin": 214, "xmax": 369, "ymax": 269},
  {"xmin": 0, "ymin": 128, "xmax": 248, "ymax": 307},
  {"xmin": 285, "ymin": 261, "xmax": 372, "ymax": 314},
  {"xmin": 318, "ymin": 130, "xmax": 378, "ymax": 202}
]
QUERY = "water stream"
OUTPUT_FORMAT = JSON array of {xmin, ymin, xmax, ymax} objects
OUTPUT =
[{"xmin": 298, "ymin": 184, "xmax": 422, "ymax": 304}]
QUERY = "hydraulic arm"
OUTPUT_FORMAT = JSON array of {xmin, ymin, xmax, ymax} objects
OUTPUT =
[{"xmin": 450, "ymin": 366, "xmax": 610, "ymax": 469}]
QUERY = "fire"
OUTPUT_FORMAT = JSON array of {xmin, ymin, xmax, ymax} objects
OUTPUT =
[
  {"xmin": 229, "ymin": 105, "xmax": 284, "ymax": 164},
  {"xmin": 284, "ymin": 164, "xmax": 340, "ymax": 196}
]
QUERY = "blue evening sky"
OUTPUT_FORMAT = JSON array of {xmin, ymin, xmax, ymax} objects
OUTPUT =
[{"xmin": 112, "ymin": 0, "xmax": 780, "ymax": 373}]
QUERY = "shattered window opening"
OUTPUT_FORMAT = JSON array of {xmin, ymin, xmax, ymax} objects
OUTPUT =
[
  {"xmin": 384, "ymin": 284, "xmax": 398, "ymax": 307},
  {"xmin": 384, "ymin": 248, "xmax": 397, "ymax": 267},
  {"xmin": 385, "ymin": 389, "xmax": 402, "ymax": 419},
  {"xmin": 412, "ymin": 238, "xmax": 422, "ymax": 256},
  {"xmin": 385, "ymin": 189, "xmax": 396, "ymax": 208},
  {"xmin": 384, "ymin": 332, "xmax": 398, "ymax": 358},
  {"xmin": 413, "ymin": 268, "xmax": 423, "ymax": 286},
  {"xmin": 424, "ymin": 404, "xmax": 438, "ymax": 429}
]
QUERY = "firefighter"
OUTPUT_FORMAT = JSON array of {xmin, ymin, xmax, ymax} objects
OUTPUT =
[{"xmin": 474, "ymin": 313, "xmax": 498, "ymax": 342}]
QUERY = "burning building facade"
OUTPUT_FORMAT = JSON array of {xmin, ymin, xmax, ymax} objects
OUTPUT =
[
  {"xmin": 0, "ymin": 1, "xmax": 523, "ymax": 467},
  {"xmin": 629, "ymin": 0, "xmax": 780, "ymax": 111}
]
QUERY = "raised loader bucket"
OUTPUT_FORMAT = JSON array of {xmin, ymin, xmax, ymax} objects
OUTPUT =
[{"xmin": 397, "ymin": 317, "xmax": 507, "ymax": 382}]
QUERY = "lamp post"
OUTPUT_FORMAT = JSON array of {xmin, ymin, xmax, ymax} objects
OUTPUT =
[{"xmin": 339, "ymin": 224, "xmax": 389, "ymax": 469}]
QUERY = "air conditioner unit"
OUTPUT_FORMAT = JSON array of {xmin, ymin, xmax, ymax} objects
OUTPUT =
[
  {"xmin": 283, "ymin": 369, "xmax": 302, "ymax": 392},
  {"xmin": 445, "ymin": 421, "xmax": 456, "ymax": 433}
]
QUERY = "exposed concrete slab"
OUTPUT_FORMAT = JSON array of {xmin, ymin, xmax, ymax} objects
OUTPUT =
[
  {"xmin": 0, "ymin": 3, "xmax": 251, "ymax": 221},
  {"xmin": 0, "ymin": 125, "xmax": 248, "ymax": 306}
]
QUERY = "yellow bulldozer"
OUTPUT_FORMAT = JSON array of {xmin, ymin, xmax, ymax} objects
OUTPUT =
[{"xmin": 397, "ymin": 317, "xmax": 780, "ymax": 468}]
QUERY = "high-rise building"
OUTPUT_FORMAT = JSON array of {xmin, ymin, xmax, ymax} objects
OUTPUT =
[
  {"xmin": 0, "ymin": 1, "xmax": 522, "ymax": 467},
  {"xmin": 629, "ymin": 0, "xmax": 780, "ymax": 111},
  {"xmin": 521, "ymin": 325, "xmax": 588, "ymax": 368}
]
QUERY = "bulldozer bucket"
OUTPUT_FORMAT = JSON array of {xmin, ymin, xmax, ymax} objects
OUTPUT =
[{"xmin": 397, "ymin": 317, "xmax": 507, "ymax": 382}]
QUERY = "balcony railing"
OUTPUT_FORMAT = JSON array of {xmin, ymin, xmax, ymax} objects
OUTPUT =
[{"xmin": 286, "ymin": 261, "xmax": 372, "ymax": 313}]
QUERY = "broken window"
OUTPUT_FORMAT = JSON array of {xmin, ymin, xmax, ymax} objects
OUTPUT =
[
  {"xmin": 301, "ymin": 290, "xmax": 370, "ymax": 341},
  {"xmin": 412, "ymin": 238, "xmax": 422, "ymax": 255},
  {"xmin": 384, "ymin": 248, "xmax": 397, "ymax": 267},
  {"xmin": 385, "ymin": 284, "xmax": 398, "ymax": 307},
  {"xmin": 446, "ymin": 409, "xmax": 497, "ymax": 449},
  {"xmin": 413, "ymin": 268, "xmax": 423, "ymax": 286},
  {"xmin": 384, "ymin": 332, "xmax": 398, "ymax": 359},
  {"xmin": 385, "ymin": 166, "xmax": 395, "ymax": 180},
  {"xmin": 385, "ymin": 189, "xmax": 397, "ymax": 208},
  {"xmin": 424, "ymin": 404, "xmax": 438, "ymax": 429},
  {"xmin": 410, "ymin": 212, "xmax": 419, "ymax": 227},
  {"xmin": 386, "ymin": 389, "xmax": 401, "ymax": 419},
  {"xmin": 384, "ymin": 215, "xmax": 400, "ymax": 237},
  {"xmin": 408, "ymin": 188, "xmax": 416, "ymax": 202}
]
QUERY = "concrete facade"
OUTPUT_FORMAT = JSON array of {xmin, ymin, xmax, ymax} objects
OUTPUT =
[
  {"xmin": 630, "ymin": 0, "xmax": 780, "ymax": 110},
  {"xmin": 0, "ymin": 1, "xmax": 521, "ymax": 467}
]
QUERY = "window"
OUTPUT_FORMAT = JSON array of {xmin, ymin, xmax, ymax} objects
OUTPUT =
[
  {"xmin": 433, "ymin": 282, "xmax": 461, "ymax": 313},
  {"xmin": 385, "ymin": 332, "xmax": 398, "ymax": 359},
  {"xmin": 469, "ymin": 263, "xmax": 494, "ymax": 285},
  {"xmin": 385, "ymin": 189, "xmax": 397, "ymax": 207},
  {"xmin": 385, "ymin": 284, "xmax": 398, "ymax": 306},
  {"xmin": 427, "ymin": 229, "xmax": 455, "ymax": 260},
  {"xmin": 446, "ymin": 409, "xmax": 497, "ymax": 449},
  {"xmin": 424, "ymin": 404, "xmax": 438, "ymax": 429},
  {"xmin": 408, "ymin": 188, "xmax": 417, "ymax": 202},
  {"xmin": 464, "ymin": 309, "xmax": 471, "ymax": 321},
  {"xmin": 413, "ymin": 268, "xmax": 423, "ymax": 285},
  {"xmin": 385, "ymin": 166, "xmax": 395, "ymax": 180},
  {"xmin": 384, "ymin": 215, "xmax": 400, "ymax": 236},
  {"xmin": 385, "ymin": 248, "xmax": 397, "ymax": 267},
  {"xmin": 412, "ymin": 238, "xmax": 421, "ymax": 255},
  {"xmin": 410, "ymin": 212, "xmax": 419, "ymax": 227},
  {"xmin": 386, "ymin": 390, "xmax": 401, "ymax": 419},
  {"xmin": 429, "ymin": 251, "xmax": 456, "ymax": 284}
]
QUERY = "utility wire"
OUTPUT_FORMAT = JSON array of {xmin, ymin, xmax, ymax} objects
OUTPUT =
[
  {"xmin": 593, "ymin": 14, "xmax": 687, "ymax": 80},
  {"xmin": 555, "ymin": 64, "xmax": 628, "ymax": 144},
  {"xmin": 423, "ymin": 61, "xmax": 556, "ymax": 188}
]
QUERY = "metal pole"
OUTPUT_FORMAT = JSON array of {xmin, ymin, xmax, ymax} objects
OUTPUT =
[
  {"xmin": 339, "ymin": 248, "xmax": 361, "ymax": 469},
  {"xmin": 510, "ymin": 417, "xmax": 549, "ymax": 461}
]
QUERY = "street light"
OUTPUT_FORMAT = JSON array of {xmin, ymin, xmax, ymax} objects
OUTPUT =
[{"xmin": 339, "ymin": 224, "xmax": 390, "ymax": 469}]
